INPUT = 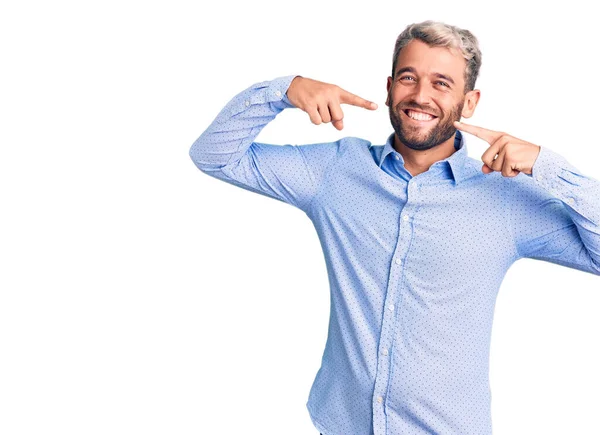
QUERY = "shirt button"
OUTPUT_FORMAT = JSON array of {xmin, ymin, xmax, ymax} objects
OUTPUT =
[
  {"xmin": 388, "ymin": 304, "xmax": 395, "ymax": 312},
  {"xmin": 395, "ymin": 258, "xmax": 402, "ymax": 265},
  {"xmin": 275, "ymin": 90, "xmax": 282, "ymax": 97},
  {"xmin": 567, "ymin": 197, "xmax": 575, "ymax": 205},
  {"xmin": 382, "ymin": 348, "xmax": 389, "ymax": 356},
  {"xmin": 377, "ymin": 396, "xmax": 384, "ymax": 403},
  {"xmin": 245, "ymin": 100, "xmax": 250, "ymax": 106},
  {"xmin": 403, "ymin": 215, "xmax": 409, "ymax": 221},
  {"xmin": 394, "ymin": 154, "xmax": 400, "ymax": 160},
  {"xmin": 537, "ymin": 174, "xmax": 543, "ymax": 181}
]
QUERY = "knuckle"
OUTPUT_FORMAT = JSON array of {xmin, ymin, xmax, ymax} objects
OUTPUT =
[{"xmin": 324, "ymin": 86, "xmax": 336, "ymax": 98}]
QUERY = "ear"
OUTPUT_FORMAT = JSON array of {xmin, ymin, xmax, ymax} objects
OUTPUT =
[
  {"xmin": 461, "ymin": 89, "xmax": 481, "ymax": 118},
  {"xmin": 386, "ymin": 76, "xmax": 392, "ymax": 107}
]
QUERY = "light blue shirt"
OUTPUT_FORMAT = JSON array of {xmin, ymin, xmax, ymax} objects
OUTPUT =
[{"xmin": 189, "ymin": 75, "xmax": 600, "ymax": 434}]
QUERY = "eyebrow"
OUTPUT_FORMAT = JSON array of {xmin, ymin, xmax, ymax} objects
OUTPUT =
[{"xmin": 395, "ymin": 66, "xmax": 456, "ymax": 85}]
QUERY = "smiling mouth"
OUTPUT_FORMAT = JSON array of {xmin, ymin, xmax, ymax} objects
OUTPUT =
[{"xmin": 402, "ymin": 109, "xmax": 438, "ymax": 123}]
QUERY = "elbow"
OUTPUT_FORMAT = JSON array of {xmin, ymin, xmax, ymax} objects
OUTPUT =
[
  {"xmin": 189, "ymin": 140, "xmax": 225, "ymax": 174},
  {"xmin": 189, "ymin": 142, "xmax": 203, "ymax": 170},
  {"xmin": 189, "ymin": 142, "xmax": 205, "ymax": 172},
  {"xmin": 189, "ymin": 139, "xmax": 211, "ymax": 173}
]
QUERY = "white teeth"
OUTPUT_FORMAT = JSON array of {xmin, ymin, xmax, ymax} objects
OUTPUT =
[{"xmin": 407, "ymin": 109, "xmax": 434, "ymax": 121}]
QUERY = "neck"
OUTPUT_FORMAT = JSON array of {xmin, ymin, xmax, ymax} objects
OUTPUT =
[{"xmin": 393, "ymin": 131, "xmax": 458, "ymax": 176}]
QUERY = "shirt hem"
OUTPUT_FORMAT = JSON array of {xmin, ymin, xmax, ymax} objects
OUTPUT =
[{"xmin": 306, "ymin": 401, "xmax": 332, "ymax": 435}]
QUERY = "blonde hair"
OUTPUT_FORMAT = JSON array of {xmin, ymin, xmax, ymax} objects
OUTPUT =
[{"xmin": 392, "ymin": 20, "xmax": 482, "ymax": 92}]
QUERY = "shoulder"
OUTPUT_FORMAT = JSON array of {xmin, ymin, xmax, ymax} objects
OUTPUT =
[{"xmin": 315, "ymin": 135, "xmax": 376, "ymax": 158}]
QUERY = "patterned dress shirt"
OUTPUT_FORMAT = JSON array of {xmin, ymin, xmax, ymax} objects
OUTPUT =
[{"xmin": 189, "ymin": 74, "xmax": 600, "ymax": 435}]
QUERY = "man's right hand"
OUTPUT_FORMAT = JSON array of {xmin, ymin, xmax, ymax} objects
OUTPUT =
[{"xmin": 285, "ymin": 76, "xmax": 378, "ymax": 131}]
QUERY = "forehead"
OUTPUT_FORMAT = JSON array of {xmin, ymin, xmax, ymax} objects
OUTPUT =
[{"xmin": 396, "ymin": 39, "xmax": 466, "ymax": 84}]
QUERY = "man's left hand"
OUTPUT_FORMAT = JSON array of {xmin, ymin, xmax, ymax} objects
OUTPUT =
[{"xmin": 453, "ymin": 120, "xmax": 541, "ymax": 177}]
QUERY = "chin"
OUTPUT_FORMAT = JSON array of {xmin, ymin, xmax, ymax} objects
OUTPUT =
[{"xmin": 404, "ymin": 127, "xmax": 434, "ymax": 140}]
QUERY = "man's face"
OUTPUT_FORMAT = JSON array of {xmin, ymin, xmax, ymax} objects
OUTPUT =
[{"xmin": 386, "ymin": 39, "xmax": 468, "ymax": 151}]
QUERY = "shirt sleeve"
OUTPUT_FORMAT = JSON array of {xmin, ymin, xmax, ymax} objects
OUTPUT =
[
  {"xmin": 510, "ymin": 146, "xmax": 600, "ymax": 276},
  {"xmin": 188, "ymin": 74, "xmax": 343, "ymax": 214}
]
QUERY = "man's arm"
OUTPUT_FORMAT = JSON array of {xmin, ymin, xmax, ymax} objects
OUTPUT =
[
  {"xmin": 510, "ymin": 146, "xmax": 600, "ymax": 275},
  {"xmin": 452, "ymin": 120, "xmax": 600, "ymax": 276},
  {"xmin": 189, "ymin": 75, "xmax": 366, "ymax": 214}
]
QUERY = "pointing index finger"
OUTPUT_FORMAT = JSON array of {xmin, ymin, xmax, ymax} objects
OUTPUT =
[
  {"xmin": 454, "ymin": 121, "xmax": 501, "ymax": 144},
  {"xmin": 339, "ymin": 88, "xmax": 378, "ymax": 110}
]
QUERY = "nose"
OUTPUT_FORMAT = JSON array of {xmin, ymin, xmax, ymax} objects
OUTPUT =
[{"xmin": 412, "ymin": 80, "xmax": 433, "ymax": 106}]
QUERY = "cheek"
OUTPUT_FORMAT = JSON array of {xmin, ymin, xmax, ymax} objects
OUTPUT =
[
  {"xmin": 390, "ymin": 88, "xmax": 409, "ymax": 105},
  {"xmin": 439, "ymin": 99, "xmax": 461, "ymax": 118}
]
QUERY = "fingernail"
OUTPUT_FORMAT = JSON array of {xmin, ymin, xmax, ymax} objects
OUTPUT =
[{"xmin": 371, "ymin": 102, "xmax": 378, "ymax": 109}]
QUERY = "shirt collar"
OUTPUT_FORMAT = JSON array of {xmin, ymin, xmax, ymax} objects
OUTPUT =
[{"xmin": 378, "ymin": 130, "xmax": 469, "ymax": 185}]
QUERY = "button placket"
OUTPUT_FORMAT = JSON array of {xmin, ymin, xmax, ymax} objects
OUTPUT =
[{"xmin": 371, "ymin": 179, "xmax": 419, "ymax": 435}]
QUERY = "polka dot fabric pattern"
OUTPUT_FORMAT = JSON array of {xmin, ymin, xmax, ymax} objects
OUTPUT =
[{"xmin": 189, "ymin": 75, "xmax": 600, "ymax": 435}]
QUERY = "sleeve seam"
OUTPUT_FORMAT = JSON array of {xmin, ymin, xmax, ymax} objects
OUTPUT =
[
  {"xmin": 305, "ymin": 139, "xmax": 346, "ymax": 217},
  {"xmin": 508, "ymin": 178, "xmax": 523, "ymax": 260}
]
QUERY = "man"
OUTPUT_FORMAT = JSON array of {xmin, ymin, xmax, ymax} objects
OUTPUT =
[{"xmin": 190, "ymin": 20, "xmax": 600, "ymax": 435}]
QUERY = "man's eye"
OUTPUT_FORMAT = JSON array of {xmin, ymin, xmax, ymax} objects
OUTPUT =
[
  {"xmin": 400, "ymin": 76, "xmax": 415, "ymax": 81},
  {"xmin": 437, "ymin": 81, "xmax": 449, "ymax": 87}
]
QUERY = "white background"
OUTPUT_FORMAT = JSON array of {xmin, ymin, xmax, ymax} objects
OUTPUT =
[{"xmin": 1, "ymin": 1, "xmax": 599, "ymax": 434}]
